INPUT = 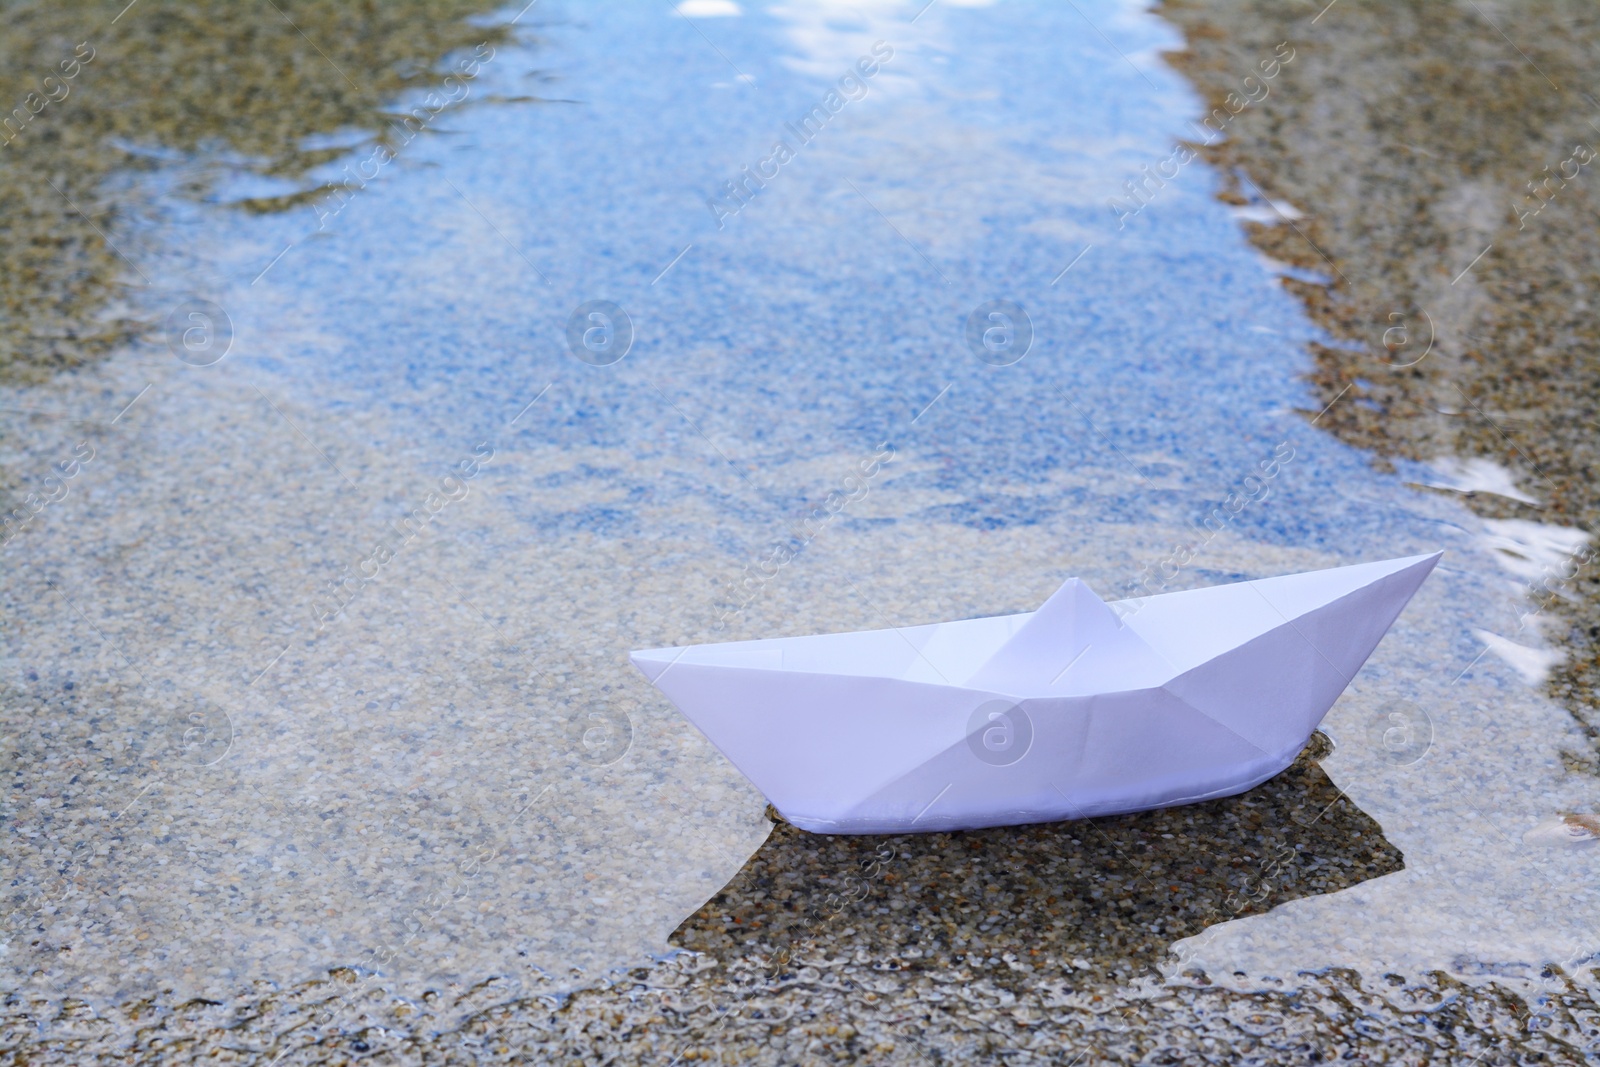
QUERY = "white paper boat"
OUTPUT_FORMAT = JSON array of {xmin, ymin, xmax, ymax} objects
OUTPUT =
[{"xmin": 632, "ymin": 553, "xmax": 1441, "ymax": 834}]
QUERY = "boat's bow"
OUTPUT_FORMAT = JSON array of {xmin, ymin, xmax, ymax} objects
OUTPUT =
[{"xmin": 1125, "ymin": 551, "xmax": 1442, "ymax": 755}]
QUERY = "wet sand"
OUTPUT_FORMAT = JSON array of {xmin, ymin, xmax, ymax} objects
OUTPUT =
[{"xmin": 0, "ymin": 0, "xmax": 509, "ymax": 388}]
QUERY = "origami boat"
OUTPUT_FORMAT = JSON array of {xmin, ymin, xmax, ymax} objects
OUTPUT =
[{"xmin": 631, "ymin": 553, "xmax": 1440, "ymax": 834}]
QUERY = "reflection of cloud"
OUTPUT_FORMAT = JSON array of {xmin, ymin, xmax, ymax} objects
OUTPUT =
[
  {"xmin": 1475, "ymin": 628, "xmax": 1564, "ymax": 684},
  {"xmin": 1463, "ymin": 514, "xmax": 1591, "ymax": 684},
  {"xmin": 1425, "ymin": 455, "xmax": 1540, "ymax": 505},
  {"xmin": 768, "ymin": 0, "xmax": 922, "ymax": 81},
  {"xmin": 751, "ymin": 0, "xmax": 1202, "ymax": 275},
  {"xmin": 676, "ymin": 0, "xmax": 742, "ymax": 15},
  {"xmin": 1478, "ymin": 516, "xmax": 1590, "ymax": 585},
  {"xmin": 1229, "ymin": 199, "xmax": 1304, "ymax": 223}
]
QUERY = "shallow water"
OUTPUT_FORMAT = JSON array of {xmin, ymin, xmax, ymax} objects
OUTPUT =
[{"xmin": 1, "ymin": 0, "xmax": 1594, "ymax": 1023}]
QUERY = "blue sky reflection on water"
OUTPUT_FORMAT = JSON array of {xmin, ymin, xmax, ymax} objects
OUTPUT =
[{"xmin": 1, "ymin": 0, "xmax": 1594, "ymax": 1007}]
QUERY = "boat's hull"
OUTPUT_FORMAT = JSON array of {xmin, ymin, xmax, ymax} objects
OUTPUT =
[
  {"xmin": 781, "ymin": 741, "xmax": 1303, "ymax": 834},
  {"xmin": 642, "ymin": 657, "xmax": 1328, "ymax": 835}
]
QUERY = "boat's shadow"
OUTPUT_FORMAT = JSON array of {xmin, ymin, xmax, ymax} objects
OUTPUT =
[{"xmin": 671, "ymin": 734, "xmax": 1402, "ymax": 987}]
